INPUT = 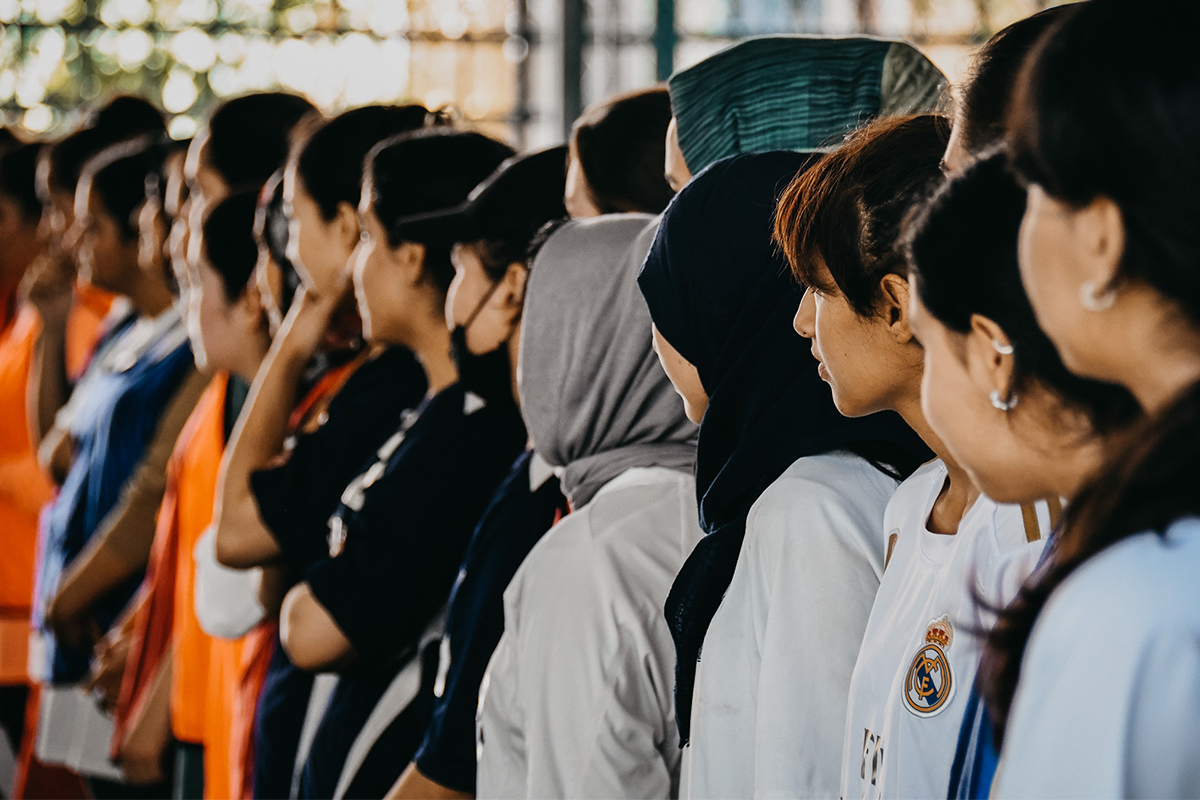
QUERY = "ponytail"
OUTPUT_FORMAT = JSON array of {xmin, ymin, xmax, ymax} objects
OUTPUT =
[{"xmin": 981, "ymin": 380, "xmax": 1200, "ymax": 741}]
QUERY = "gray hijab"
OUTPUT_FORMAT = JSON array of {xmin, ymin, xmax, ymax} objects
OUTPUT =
[{"xmin": 518, "ymin": 214, "xmax": 698, "ymax": 508}]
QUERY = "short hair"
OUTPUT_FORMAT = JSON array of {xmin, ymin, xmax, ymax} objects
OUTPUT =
[
  {"xmin": 774, "ymin": 114, "xmax": 950, "ymax": 316},
  {"xmin": 202, "ymin": 191, "xmax": 260, "ymax": 301},
  {"xmin": 571, "ymin": 87, "xmax": 675, "ymax": 214},
  {"xmin": 205, "ymin": 92, "xmax": 315, "ymax": 191}
]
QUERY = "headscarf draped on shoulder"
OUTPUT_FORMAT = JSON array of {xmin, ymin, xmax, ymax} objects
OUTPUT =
[
  {"xmin": 669, "ymin": 35, "xmax": 948, "ymax": 174},
  {"xmin": 520, "ymin": 214, "xmax": 697, "ymax": 510},
  {"xmin": 638, "ymin": 151, "xmax": 930, "ymax": 742}
]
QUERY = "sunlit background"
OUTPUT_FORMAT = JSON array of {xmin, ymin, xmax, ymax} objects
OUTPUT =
[{"xmin": 0, "ymin": 0, "xmax": 1068, "ymax": 148}]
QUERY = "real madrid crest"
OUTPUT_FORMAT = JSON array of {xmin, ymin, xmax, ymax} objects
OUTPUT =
[{"xmin": 903, "ymin": 615, "xmax": 955, "ymax": 717}]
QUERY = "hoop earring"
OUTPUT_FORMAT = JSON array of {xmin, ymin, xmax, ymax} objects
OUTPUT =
[
  {"xmin": 1079, "ymin": 280, "xmax": 1117, "ymax": 311},
  {"xmin": 991, "ymin": 340, "xmax": 1014, "ymax": 356},
  {"xmin": 990, "ymin": 389, "xmax": 1019, "ymax": 412}
]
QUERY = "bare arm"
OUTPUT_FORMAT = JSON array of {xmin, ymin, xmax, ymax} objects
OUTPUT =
[
  {"xmin": 117, "ymin": 649, "xmax": 173, "ymax": 786},
  {"xmin": 214, "ymin": 284, "xmax": 347, "ymax": 569},
  {"xmin": 279, "ymin": 581, "xmax": 355, "ymax": 672},
  {"xmin": 46, "ymin": 368, "xmax": 209, "ymax": 649},
  {"xmin": 25, "ymin": 253, "xmax": 78, "ymax": 448},
  {"xmin": 387, "ymin": 763, "xmax": 474, "ymax": 800}
]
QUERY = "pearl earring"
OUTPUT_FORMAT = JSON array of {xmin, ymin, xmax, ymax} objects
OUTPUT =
[
  {"xmin": 990, "ymin": 389, "xmax": 1019, "ymax": 412},
  {"xmin": 1079, "ymin": 280, "xmax": 1117, "ymax": 311}
]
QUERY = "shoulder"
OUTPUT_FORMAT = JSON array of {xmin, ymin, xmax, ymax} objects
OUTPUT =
[
  {"xmin": 512, "ymin": 468, "xmax": 699, "ymax": 601},
  {"xmin": 884, "ymin": 459, "xmax": 944, "ymax": 528},
  {"xmin": 582, "ymin": 467, "xmax": 699, "ymax": 551},
  {"xmin": 1039, "ymin": 518, "xmax": 1200, "ymax": 645},
  {"xmin": 749, "ymin": 451, "xmax": 899, "ymax": 533}
]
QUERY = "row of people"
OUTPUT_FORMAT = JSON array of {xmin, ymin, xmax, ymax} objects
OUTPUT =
[{"xmin": 0, "ymin": 0, "xmax": 1196, "ymax": 797}]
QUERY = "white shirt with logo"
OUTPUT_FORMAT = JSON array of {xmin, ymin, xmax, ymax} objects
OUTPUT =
[
  {"xmin": 994, "ymin": 517, "xmax": 1200, "ymax": 799},
  {"xmin": 839, "ymin": 460, "xmax": 1047, "ymax": 800}
]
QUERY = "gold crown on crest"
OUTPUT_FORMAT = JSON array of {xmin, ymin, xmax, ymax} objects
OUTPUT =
[{"xmin": 924, "ymin": 615, "xmax": 953, "ymax": 649}]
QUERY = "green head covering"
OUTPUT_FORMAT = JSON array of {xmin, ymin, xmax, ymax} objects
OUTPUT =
[{"xmin": 668, "ymin": 35, "xmax": 948, "ymax": 174}]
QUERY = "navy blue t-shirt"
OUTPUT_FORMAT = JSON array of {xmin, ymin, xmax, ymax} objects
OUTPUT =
[
  {"xmin": 252, "ymin": 345, "xmax": 427, "ymax": 575},
  {"xmin": 249, "ymin": 344, "xmax": 426, "ymax": 799},
  {"xmin": 297, "ymin": 383, "xmax": 527, "ymax": 798},
  {"xmin": 414, "ymin": 450, "xmax": 568, "ymax": 793}
]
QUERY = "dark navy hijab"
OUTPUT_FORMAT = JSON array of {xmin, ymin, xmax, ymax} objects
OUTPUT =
[{"xmin": 638, "ymin": 151, "xmax": 930, "ymax": 742}]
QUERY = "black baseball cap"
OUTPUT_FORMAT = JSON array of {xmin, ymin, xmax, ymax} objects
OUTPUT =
[{"xmin": 390, "ymin": 145, "xmax": 568, "ymax": 248}]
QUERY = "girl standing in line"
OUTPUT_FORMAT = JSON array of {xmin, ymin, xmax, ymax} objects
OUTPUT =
[
  {"xmin": 982, "ymin": 1, "xmax": 1200, "ymax": 794},
  {"xmin": 778, "ymin": 114, "xmax": 1049, "ymax": 800},
  {"xmin": 903, "ymin": 151, "xmax": 1140, "ymax": 797},
  {"xmin": 638, "ymin": 150, "xmax": 928, "ymax": 799}
]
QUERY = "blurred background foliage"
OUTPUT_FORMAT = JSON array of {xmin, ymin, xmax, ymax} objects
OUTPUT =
[{"xmin": 0, "ymin": 0, "xmax": 1067, "ymax": 146}]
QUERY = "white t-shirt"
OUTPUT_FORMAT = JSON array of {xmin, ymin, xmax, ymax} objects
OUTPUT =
[
  {"xmin": 993, "ymin": 517, "xmax": 1200, "ymax": 799},
  {"xmin": 477, "ymin": 466, "xmax": 705, "ymax": 799},
  {"xmin": 682, "ymin": 451, "xmax": 901, "ymax": 800},
  {"xmin": 840, "ymin": 460, "xmax": 1047, "ymax": 800}
]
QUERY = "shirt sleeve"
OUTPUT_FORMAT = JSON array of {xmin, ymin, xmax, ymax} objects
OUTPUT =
[
  {"xmin": 994, "ymin": 542, "xmax": 1200, "ymax": 799},
  {"xmin": 192, "ymin": 526, "xmax": 265, "ymax": 639},
  {"xmin": 750, "ymin": 466, "xmax": 891, "ymax": 798},
  {"xmin": 476, "ymin": 631, "xmax": 530, "ymax": 799},
  {"xmin": 100, "ymin": 367, "xmax": 209, "ymax": 569}
]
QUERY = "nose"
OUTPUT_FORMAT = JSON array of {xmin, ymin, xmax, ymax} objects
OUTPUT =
[{"xmin": 794, "ymin": 287, "xmax": 816, "ymax": 339}]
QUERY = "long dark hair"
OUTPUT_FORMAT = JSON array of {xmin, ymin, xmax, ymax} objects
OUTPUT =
[
  {"xmin": 571, "ymin": 87, "xmax": 675, "ymax": 214},
  {"xmin": 205, "ymin": 92, "xmax": 314, "ymax": 191},
  {"xmin": 0, "ymin": 142, "xmax": 45, "ymax": 222},
  {"xmin": 256, "ymin": 169, "xmax": 302, "ymax": 316},
  {"xmin": 295, "ymin": 104, "xmax": 436, "ymax": 221},
  {"xmin": 984, "ymin": 0, "xmax": 1200, "ymax": 742},
  {"xmin": 364, "ymin": 130, "xmax": 513, "ymax": 292},
  {"xmin": 906, "ymin": 150, "xmax": 1139, "ymax": 435},
  {"xmin": 203, "ymin": 191, "xmax": 259, "ymax": 302},
  {"xmin": 954, "ymin": 5, "xmax": 1075, "ymax": 155},
  {"xmin": 86, "ymin": 135, "xmax": 168, "ymax": 242},
  {"xmin": 775, "ymin": 114, "xmax": 950, "ymax": 315},
  {"xmin": 47, "ymin": 96, "xmax": 165, "ymax": 195}
]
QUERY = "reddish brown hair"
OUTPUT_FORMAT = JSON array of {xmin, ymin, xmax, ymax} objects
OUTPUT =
[{"xmin": 773, "ymin": 114, "xmax": 950, "ymax": 315}]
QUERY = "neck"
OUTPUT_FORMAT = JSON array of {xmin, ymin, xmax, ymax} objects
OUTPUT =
[
  {"xmin": 891, "ymin": 387, "xmax": 980, "ymax": 535},
  {"xmin": 1130, "ymin": 352, "xmax": 1200, "ymax": 415},
  {"xmin": 232, "ymin": 332, "xmax": 271, "ymax": 384},
  {"xmin": 407, "ymin": 308, "xmax": 458, "ymax": 397},
  {"xmin": 125, "ymin": 273, "xmax": 175, "ymax": 318}
]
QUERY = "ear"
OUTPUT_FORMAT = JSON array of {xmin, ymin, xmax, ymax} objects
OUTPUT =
[
  {"xmin": 878, "ymin": 273, "xmax": 916, "ymax": 345},
  {"xmin": 333, "ymin": 201, "xmax": 360, "ymax": 253},
  {"xmin": 393, "ymin": 241, "xmax": 427, "ymax": 286},
  {"xmin": 1073, "ymin": 195, "xmax": 1125, "ymax": 290},
  {"xmin": 236, "ymin": 280, "xmax": 266, "ymax": 329},
  {"xmin": 965, "ymin": 313, "xmax": 1016, "ymax": 398},
  {"xmin": 499, "ymin": 262, "xmax": 528, "ymax": 314}
]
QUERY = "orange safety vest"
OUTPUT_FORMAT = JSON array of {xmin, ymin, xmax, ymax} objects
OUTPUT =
[
  {"xmin": 65, "ymin": 282, "xmax": 116, "ymax": 381},
  {"xmin": 0, "ymin": 306, "xmax": 55, "ymax": 684},
  {"xmin": 113, "ymin": 375, "xmax": 225, "ymax": 761}
]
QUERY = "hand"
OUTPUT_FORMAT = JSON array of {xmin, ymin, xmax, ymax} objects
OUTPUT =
[
  {"xmin": 46, "ymin": 592, "xmax": 102, "ymax": 653},
  {"xmin": 84, "ymin": 627, "xmax": 132, "ymax": 713},
  {"xmin": 21, "ymin": 251, "xmax": 76, "ymax": 325},
  {"xmin": 118, "ymin": 713, "xmax": 169, "ymax": 786},
  {"xmin": 277, "ymin": 277, "xmax": 353, "ymax": 361}
]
